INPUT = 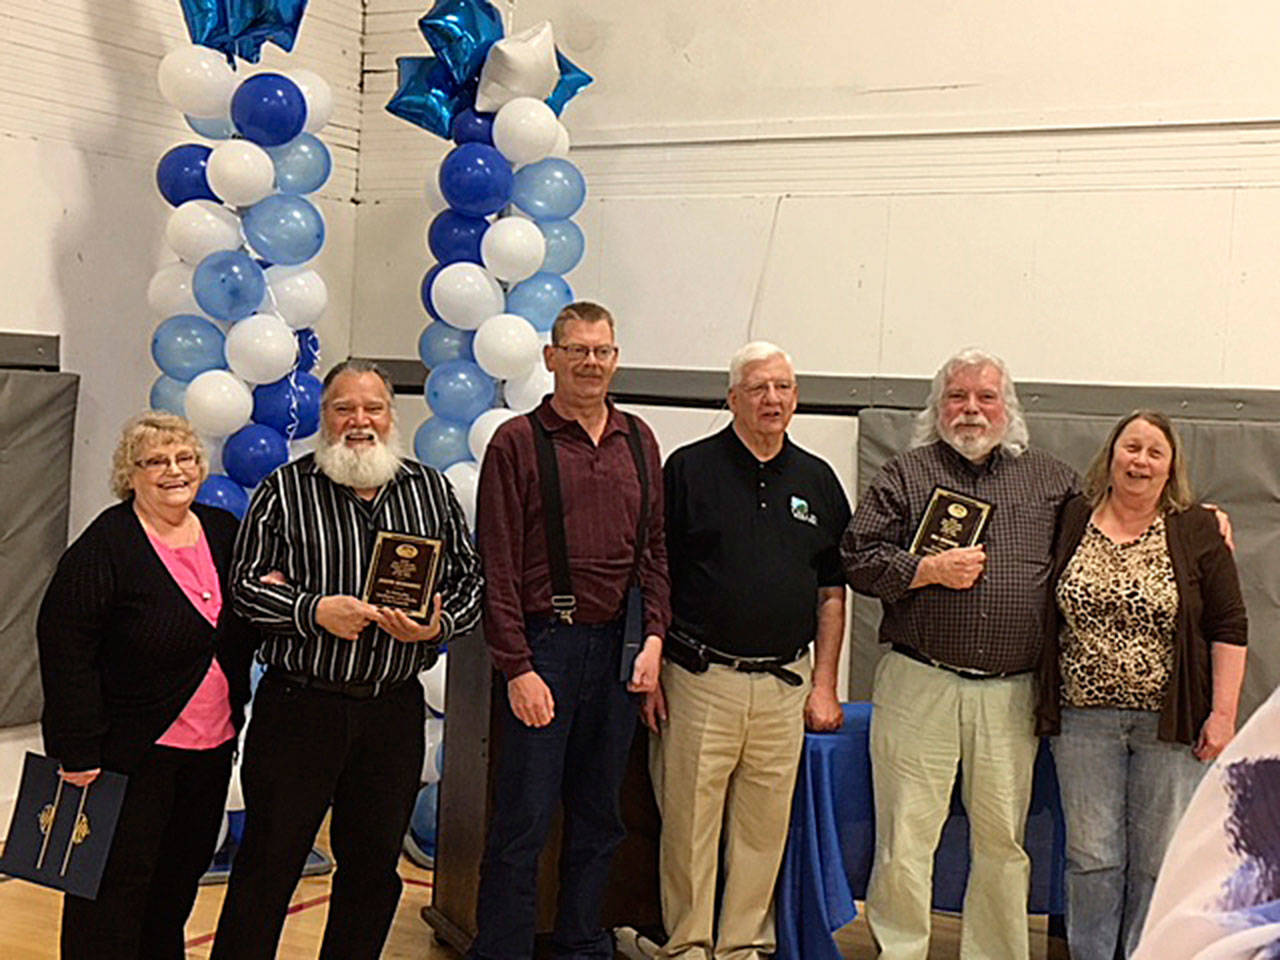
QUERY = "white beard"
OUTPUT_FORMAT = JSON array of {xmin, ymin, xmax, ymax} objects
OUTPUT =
[
  {"xmin": 941, "ymin": 415, "xmax": 1004, "ymax": 462},
  {"xmin": 314, "ymin": 424, "xmax": 404, "ymax": 489}
]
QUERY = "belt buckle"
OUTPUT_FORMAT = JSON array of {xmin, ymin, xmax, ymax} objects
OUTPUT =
[{"xmin": 551, "ymin": 595, "xmax": 576, "ymax": 625}]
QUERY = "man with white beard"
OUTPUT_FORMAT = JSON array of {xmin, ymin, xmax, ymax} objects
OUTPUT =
[
  {"xmin": 212, "ymin": 359, "xmax": 484, "ymax": 960},
  {"xmin": 841, "ymin": 348, "xmax": 1077, "ymax": 960}
]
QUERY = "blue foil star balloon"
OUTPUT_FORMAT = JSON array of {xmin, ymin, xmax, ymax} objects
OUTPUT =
[
  {"xmin": 417, "ymin": 0, "xmax": 504, "ymax": 87},
  {"xmin": 229, "ymin": 0, "xmax": 308, "ymax": 61},
  {"xmin": 179, "ymin": 0, "xmax": 234, "ymax": 57},
  {"xmin": 546, "ymin": 49, "xmax": 593, "ymax": 116},
  {"xmin": 386, "ymin": 56, "xmax": 474, "ymax": 140}
]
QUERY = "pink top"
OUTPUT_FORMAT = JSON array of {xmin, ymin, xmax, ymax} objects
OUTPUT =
[{"xmin": 145, "ymin": 525, "xmax": 237, "ymax": 750}]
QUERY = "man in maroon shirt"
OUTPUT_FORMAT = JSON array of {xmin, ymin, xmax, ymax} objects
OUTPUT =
[{"xmin": 469, "ymin": 301, "xmax": 670, "ymax": 960}]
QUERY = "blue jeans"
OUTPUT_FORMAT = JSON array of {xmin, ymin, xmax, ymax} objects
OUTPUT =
[
  {"xmin": 1051, "ymin": 706, "xmax": 1206, "ymax": 960},
  {"xmin": 470, "ymin": 619, "xmax": 639, "ymax": 960}
]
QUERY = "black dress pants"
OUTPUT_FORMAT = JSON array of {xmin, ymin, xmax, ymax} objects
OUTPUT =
[
  {"xmin": 61, "ymin": 740, "xmax": 234, "ymax": 960},
  {"xmin": 210, "ymin": 673, "xmax": 424, "ymax": 960}
]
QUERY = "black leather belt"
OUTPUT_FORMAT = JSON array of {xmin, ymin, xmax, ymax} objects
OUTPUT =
[
  {"xmin": 268, "ymin": 669, "xmax": 404, "ymax": 700},
  {"xmin": 891, "ymin": 643, "xmax": 1032, "ymax": 682},
  {"xmin": 705, "ymin": 647, "xmax": 807, "ymax": 687}
]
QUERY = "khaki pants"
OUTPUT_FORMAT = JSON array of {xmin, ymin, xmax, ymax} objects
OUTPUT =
[
  {"xmin": 649, "ymin": 654, "xmax": 811, "ymax": 960},
  {"xmin": 867, "ymin": 651, "xmax": 1038, "ymax": 960}
]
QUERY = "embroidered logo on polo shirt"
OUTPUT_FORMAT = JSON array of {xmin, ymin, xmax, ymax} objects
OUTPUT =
[{"xmin": 790, "ymin": 496, "xmax": 818, "ymax": 526}]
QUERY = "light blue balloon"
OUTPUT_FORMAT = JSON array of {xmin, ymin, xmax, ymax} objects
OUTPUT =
[
  {"xmin": 150, "ymin": 374, "xmax": 188, "ymax": 416},
  {"xmin": 242, "ymin": 194, "xmax": 325, "ymax": 266},
  {"xmin": 414, "ymin": 417, "xmax": 471, "ymax": 471},
  {"xmin": 268, "ymin": 133, "xmax": 332, "ymax": 195},
  {"xmin": 511, "ymin": 157, "xmax": 586, "ymax": 221},
  {"xmin": 193, "ymin": 250, "xmax": 267, "ymax": 322},
  {"xmin": 538, "ymin": 219, "xmax": 585, "ymax": 275},
  {"xmin": 505, "ymin": 272, "xmax": 573, "ymax": 333},
  {"xmin": 425, "ymin": 359, "xmax": 496, "ymax": 423},
  {"xmin": 185, "ymin": 113, "xmax": 236, "ymax": 139},
  {"xmin": 151, "ymin": 314, "xmax": 227, "ymax": 381},
  {"xmin": 418, "ymin": 321, "xmax": 474, "ymax": 367}
]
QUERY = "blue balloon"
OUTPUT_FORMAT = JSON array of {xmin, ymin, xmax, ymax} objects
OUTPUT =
[
  {"xmin": 407, "ymin": 782, "xmax": 439, "ymax": 860},
  {"xmin": 414, "ymin": 416, "xmax": 472, "ymax": 471},
  {"xmin": 151, "ymin": 314, "xmax": 227, "ymax": 381},
  {"xmin": 512, "ymin": 157, "xmax": 586, "ymax": 221},
  {"xmin": 296, "ymin": 327, "xmax": 320, "ymax": 372},
  {"xmin": 438, "ymin": 142, "xmax": 513, "ymax": 218},
  {"xmin": 418, "ymin": 321, "xmax": 474, "ymax": 367},
  {"xmin": 417, "ymin": 0, "xmax": 503, "ymax": 85},
  {"xmin": 194, "ymin": 250, "xmax": 267, "ymax": 322},
  {"xmin": 385, "ymin": 55, "xmax": 470, "ymax": 141},
  {"xmin": 252, "ymin": 371, "xmax": 322, "ymax": 439},
  {"xmin": 196, "ymin": 474, "xmax": 251, "ymax": 519},
  {"xmin": 427, "ymin": 210, "xmax": 487, "ymax": 265},
  {"xmin": 228, "ymin": 0, "xmax": 309, "ymax": 62},
  {"xmin": 268, "ymin": 133, "xmax": 331, "ymax": 194},
  {"xmin": 156, "ymin": 144, "xmax": 216, "ymax": 207},
  {"xmin": 425, "ymin": 359, "xmax": 495, "ymax": 423},
  {"xmin": 505, "ymin": 272, "xmax": 573, "ymax": 333},
  {"xmin": 223, "ymin": 423, "xmax": 289, "ymax": 488},
  {"xmin": 185, "ymin": 113, "xmax": 236, "ymax": 139},
  {"xmin": 419, "ymin": 264, "xmax": 444, "ymax": 320},
  {"xmin": 242, "ymin": 194, "xmax": 325, "ymax": 266},
  {"xmin": 231, "ymin": 72, "xmax": 307, "ymax": 147},
  {"xmin": 546, "ymin": 50, "xmax": 594, "ymax": 116},
  {"xmin": 538, "ymin": 219, "xmax": 585, "ymax": 275},
  {"xmin": 450, "ymin": 107, "xmax": 493, "ymax": 145},
  {"xmin": 150, "ymin": 374, "xmax": 188, "ymax": 417}
]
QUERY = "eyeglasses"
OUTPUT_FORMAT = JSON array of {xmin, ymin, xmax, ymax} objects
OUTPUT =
[
  {"xmin": 553, "ymin": 344, "xmax": 619, "ymax": 362},
  {"xmin": 741, "ymin": 380, "xmax": 796, "ymax": 399},
  {"xmin": 135, "ymin": 452, "xmax": 200, "ymax": 472}
]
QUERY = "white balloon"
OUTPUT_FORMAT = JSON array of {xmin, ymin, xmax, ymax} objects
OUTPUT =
[
  {"xmin": 422, "ymin": 655, "xmax": 447, "ymax": 715},
  {"xmin": 503, "ymin": 362, "xmax": 554, "ymax": 414},
  {"xmin": 474, "ymin": 313, "xmax": 541, "ymax": 379},
  {"xmin": 468, "ymin": 408, "xmax": 519, "ymax": 461},
  {"xmin": 443, "ymin": 460, "xmax": 479, "ymax": 530},
  {"xmin": 199, "ymin": 435, "xmax": 224, "ymax": 474},
  {"xmin": 493, "ymin": 97, "xmax": 559, "ymax": 166},
  {"xmin": 165, "ymin": 199, "xmax": 242, "ymax": 264},
  {"xmin": 157, "ymin": 45, "xmax": 237, "ymax": 118},
  {"xmin": 480, "ymin": 216, "xmax": 546, "ymax": 283},
  {"xmin": 224, "ymin": 313, "xmax": 298, "ymax": 384},
  {"xmin": 207, "ymin": 140, "xmax": 276, "ymax": 206},
  {"xmin": 289, "ymin": 69, "xmax": 334, "ymax": 133},
  {"xmin": 264, "ymin": 266, "xmax": 327, "ymax": 329},
  {"xmin": 475, "ymin": 21, "xmax": 559, "ymax": 112},
  {"xmin": 147, "ymin": 261, "xmax": 199, "ymax": 316},
  {"xmin": 289, "ymin": 434, "xmax": 319, "ymax": 461},
  {"xmin": 422, "ymin": 716, "xmax": 445, "ymax": 784},
  {"xmin": 430, "ymin": 262, "xmax": 504, "ymax": 331},
  {"xmin": 185, "ymin": 370, "xmax": 253, "ymax": 436},
  {"xmin": 549, "ymin": 122, "xmax": 571, "ymax": 159}
]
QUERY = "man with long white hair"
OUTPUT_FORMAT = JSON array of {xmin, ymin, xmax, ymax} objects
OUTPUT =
[
  {"xmin": 842, "ymin": 348, "xmax": 1077, "ymax": 960},
  {"xmin": 212, "ymin": 359, "xmax": 484, "ymax": 960}
]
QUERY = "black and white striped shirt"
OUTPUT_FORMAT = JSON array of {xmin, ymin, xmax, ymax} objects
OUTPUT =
[{"xmin": 230, "ymin": 454, "xmax": 483, "ymax": 686}]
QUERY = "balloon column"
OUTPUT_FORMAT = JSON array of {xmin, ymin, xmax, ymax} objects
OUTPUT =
[
  {"xmin": 148, "ymin": 2, "xmax": 333, "ymax": 519},
  {"xmin": 387, "ymin": 0, "xmax": 593, "ymax": 531}
]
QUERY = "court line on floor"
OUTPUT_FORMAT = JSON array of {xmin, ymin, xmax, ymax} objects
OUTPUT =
[{"xmin": 184, "ymin": 893, "xmax": 332, "ymax": 948}]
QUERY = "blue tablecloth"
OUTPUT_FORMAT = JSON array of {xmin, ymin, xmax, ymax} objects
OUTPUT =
[{"xmin": 776, "ymin": 702, "xmax": 1066, "ymax": 960}]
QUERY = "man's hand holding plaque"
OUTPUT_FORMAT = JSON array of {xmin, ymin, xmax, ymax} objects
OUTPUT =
[
  {"xmin": 907, "ymin": 486, "xmax": 993, "ymax": 592},
  {"xmin": 376, "ymin": 593, "xmax": 443, "ymax": 644},
  {"xmin": 362, "ymin": 531, "xmax": 444, "ymax": 642}
]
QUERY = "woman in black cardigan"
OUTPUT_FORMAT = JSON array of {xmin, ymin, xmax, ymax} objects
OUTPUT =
[
  {"xmin": 37, "ymin": 412, "xmax": 256, "ymax": 959},
  {"xmin": 1034, "ymin": 410, "xmax": 1247, "ymax": 960}
]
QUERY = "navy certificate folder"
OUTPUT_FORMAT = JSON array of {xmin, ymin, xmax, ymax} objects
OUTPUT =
[{"xmin": 0, "ymin": 753, "xmax": 127, "ymax": 899}]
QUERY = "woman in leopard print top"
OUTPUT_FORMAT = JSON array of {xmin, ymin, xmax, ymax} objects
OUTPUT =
[{"xmin": 1033, "ymin": 410, "xmax": 1248, "ymax": 960}]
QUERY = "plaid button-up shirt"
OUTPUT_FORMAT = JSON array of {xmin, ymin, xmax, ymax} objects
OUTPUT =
[{"xmin": 843, "ymin": 440, "xmax": 1078, "ymax": 673}]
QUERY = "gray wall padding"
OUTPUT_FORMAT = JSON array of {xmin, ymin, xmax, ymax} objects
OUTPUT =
[
  {"xmin": 850, "ymin": 409, "xmax": 1280, "ymax": 723},
  {"xmin": 0, "ymin": 370, "xmax": 78, "ymax": 727}
]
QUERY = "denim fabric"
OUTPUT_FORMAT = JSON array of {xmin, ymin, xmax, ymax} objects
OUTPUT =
[
  {"xmin": 1051, "ymin": 706, "xmax": 1206, "ymax": 960},
  {"xmin": 470, "ymin": 620, "xmax": 638, "ymax": 960}
]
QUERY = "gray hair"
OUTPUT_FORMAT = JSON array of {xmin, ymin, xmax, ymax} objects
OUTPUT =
[
  {"xmin": 321, "ymin": 358, "xmax": 396, "ymax": 410},
  {"xmin": 910, "ymin": 348, "xmax": 1029, "ymax": 457},
  {"xmin": 728, "ymin": 341, "xmax": 794, "ymax": 389}
]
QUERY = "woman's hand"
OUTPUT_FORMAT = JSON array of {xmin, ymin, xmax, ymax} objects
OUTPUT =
[
  {"xmin": 59, "ymin": 767, "xmax": 100, "ymax": 788},
  {"xmin": 1194, "ymin": 709, "xmax": 1236, "ymax": 762}
]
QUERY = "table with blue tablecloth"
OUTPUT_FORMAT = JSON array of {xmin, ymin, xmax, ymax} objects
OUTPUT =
[{"xmin": 776, "ymin": 702, "xmax": 1066, "ymax": 960}]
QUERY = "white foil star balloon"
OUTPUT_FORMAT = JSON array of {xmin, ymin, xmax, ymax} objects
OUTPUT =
[{"xmin": 475, "ymin": 21, "xmax": 559, "ymax": 112}]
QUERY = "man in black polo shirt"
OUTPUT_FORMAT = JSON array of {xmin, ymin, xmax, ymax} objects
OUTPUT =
[{"xmin": 643, "ymin": 341, "xmax": 850, "ymax": 960}]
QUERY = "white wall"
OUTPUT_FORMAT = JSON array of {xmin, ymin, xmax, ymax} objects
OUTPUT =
[{"xmin": 0, "ymin": 0, "xmax": 363, "ymax": 833}]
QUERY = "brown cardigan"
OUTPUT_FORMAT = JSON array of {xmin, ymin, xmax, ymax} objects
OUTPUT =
[{"xmin": 1034, "ymin": 495, "xmax": 1247, "ymax": 745}]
